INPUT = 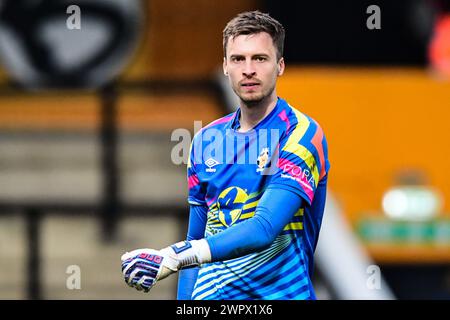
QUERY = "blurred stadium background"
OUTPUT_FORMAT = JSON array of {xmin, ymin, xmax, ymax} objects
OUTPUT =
[{"xmin": 0, "ymin": 0, "xmax": 449, "ymax": 299}]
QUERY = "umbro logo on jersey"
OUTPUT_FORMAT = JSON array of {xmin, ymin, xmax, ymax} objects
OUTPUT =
[{"xmin": 205, "ymin": 158, "xmax": 220, "ymax": 172}]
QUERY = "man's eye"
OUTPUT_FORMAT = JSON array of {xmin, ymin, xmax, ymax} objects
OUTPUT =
[
  {"xmin": 255, "ymin": 57, "xmax": 266, "ymax": 62},
  {"xmin": 232, "ymin": 57, "xmax": 244, "ymax": 62}
]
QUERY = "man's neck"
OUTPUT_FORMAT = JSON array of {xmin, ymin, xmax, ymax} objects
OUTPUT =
[{"xmin": 238, "ymin": 93, "xmax": 278, "ymax": 132}]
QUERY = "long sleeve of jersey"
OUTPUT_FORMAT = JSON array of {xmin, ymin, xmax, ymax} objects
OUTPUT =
[
  {"xmin": 206, "ymin": 187, "xmax": 303, "ymax": 262},
  {"xmin": 177, "ymin": 204, "xmax": 208, "ymax": 300}
]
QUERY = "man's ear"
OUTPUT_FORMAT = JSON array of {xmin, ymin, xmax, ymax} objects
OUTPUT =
[
  {"xmin": 223, "ymin": 57, "xmax": 228, "ymax": 76},
  {"xmin": 277, "ymin": 57, "xmax": 285, "ymax": 76}
]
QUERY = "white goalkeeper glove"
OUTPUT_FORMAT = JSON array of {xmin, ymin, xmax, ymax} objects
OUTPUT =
[{"xmin": 121, "ymin": 239, "xmax": 211, "ymax": 292}]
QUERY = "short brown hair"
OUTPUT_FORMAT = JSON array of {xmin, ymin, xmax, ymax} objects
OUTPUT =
[{"xmin": 223, "ymin": 11, "xmax": 285, "ymax": 60}]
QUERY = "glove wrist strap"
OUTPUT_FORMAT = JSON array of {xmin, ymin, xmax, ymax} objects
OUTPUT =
[{"xmin": 169, "ymin": 239, "xmax": 211, "ymax": 269}]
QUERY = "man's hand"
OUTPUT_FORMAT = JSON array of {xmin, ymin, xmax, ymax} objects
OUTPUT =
[
  {"xmin": 121, "ymin": 240, "xmax": 211, "ymax": 293},
  {"xmin": 121, "ymin": 248, "xmax": 175, "ymax": 292}
]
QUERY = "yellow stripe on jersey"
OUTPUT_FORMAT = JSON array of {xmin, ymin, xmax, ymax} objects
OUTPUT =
[
  {"xmin": 243, "ymin": 201, "xmax": 258, "ymax": 210},
  {"xmin": 282, "ymin": 106, "xmax": 319, "ymax": 185},
  {"xmin": 246, "ymin": 190, "xmax": 263, "ymax": 203},
  {"xmin": 283, "ymin": 222, "xmax": 303, "ymax": 231},
  {"xmin": 209, "ymin": 223, "xmax": 225, "ymax": 228},
  {"xmin": 283, "ymin": 208, "xmax": 304, "ymax": 231},
  {"xmin": 240, "ymin": 211, "xmax": 255, "ymax": 219},
  {"xmin": 283, "ymin": 107, "xmax": 310, "ymax": 147},
  {"xmin": 240, "ymin": 197, "xmax": 261, "ymax": 219},
  {"xmin": 295, "ymin": 208, "xmax": 304, "ymax": 216}
]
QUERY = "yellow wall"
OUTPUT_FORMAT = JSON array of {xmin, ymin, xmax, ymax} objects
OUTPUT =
[
  {"xmin": 277, "ymin": 67, "xmax": 450, "ymax": 224},
  {"xmin": 0, "ymin": 91, "xmax": 221, "ymax": 132}
]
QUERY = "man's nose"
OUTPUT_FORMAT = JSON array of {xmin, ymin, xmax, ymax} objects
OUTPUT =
[{"xmin": 242, "ymin": 60, "xmax": 256, "ymax": 78}]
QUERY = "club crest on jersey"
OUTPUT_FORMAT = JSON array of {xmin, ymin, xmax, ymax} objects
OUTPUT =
[
  {"xmin": 256, "ymin": 147, "xmax": 269, "ymax": 172},
  {"xmin": 205, "ymin": 157, "xmax": 219, "ymax": 172},
  {"xmin": 216, "ymin": 187, "xmax": 248, "ymax": 227}
]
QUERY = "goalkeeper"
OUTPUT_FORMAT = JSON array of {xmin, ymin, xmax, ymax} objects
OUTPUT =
[{"xmin": 121, "ymin": 11, "xmax": 330, "ymax": 300}]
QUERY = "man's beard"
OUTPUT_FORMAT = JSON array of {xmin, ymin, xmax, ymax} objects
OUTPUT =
[{"xmin": 234, "ymin": 83, "xmax": 275, "ymax": 107}]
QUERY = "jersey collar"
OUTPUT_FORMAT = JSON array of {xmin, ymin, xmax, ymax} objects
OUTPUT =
[{"xmin": 229, "ymin": 97, "xmax": 284, "ymax": 131}]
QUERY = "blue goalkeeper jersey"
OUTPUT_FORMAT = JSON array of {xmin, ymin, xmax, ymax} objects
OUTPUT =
[{"xmin": 187, "ymin": 97, "xmax": 330, "ymax": 300}]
